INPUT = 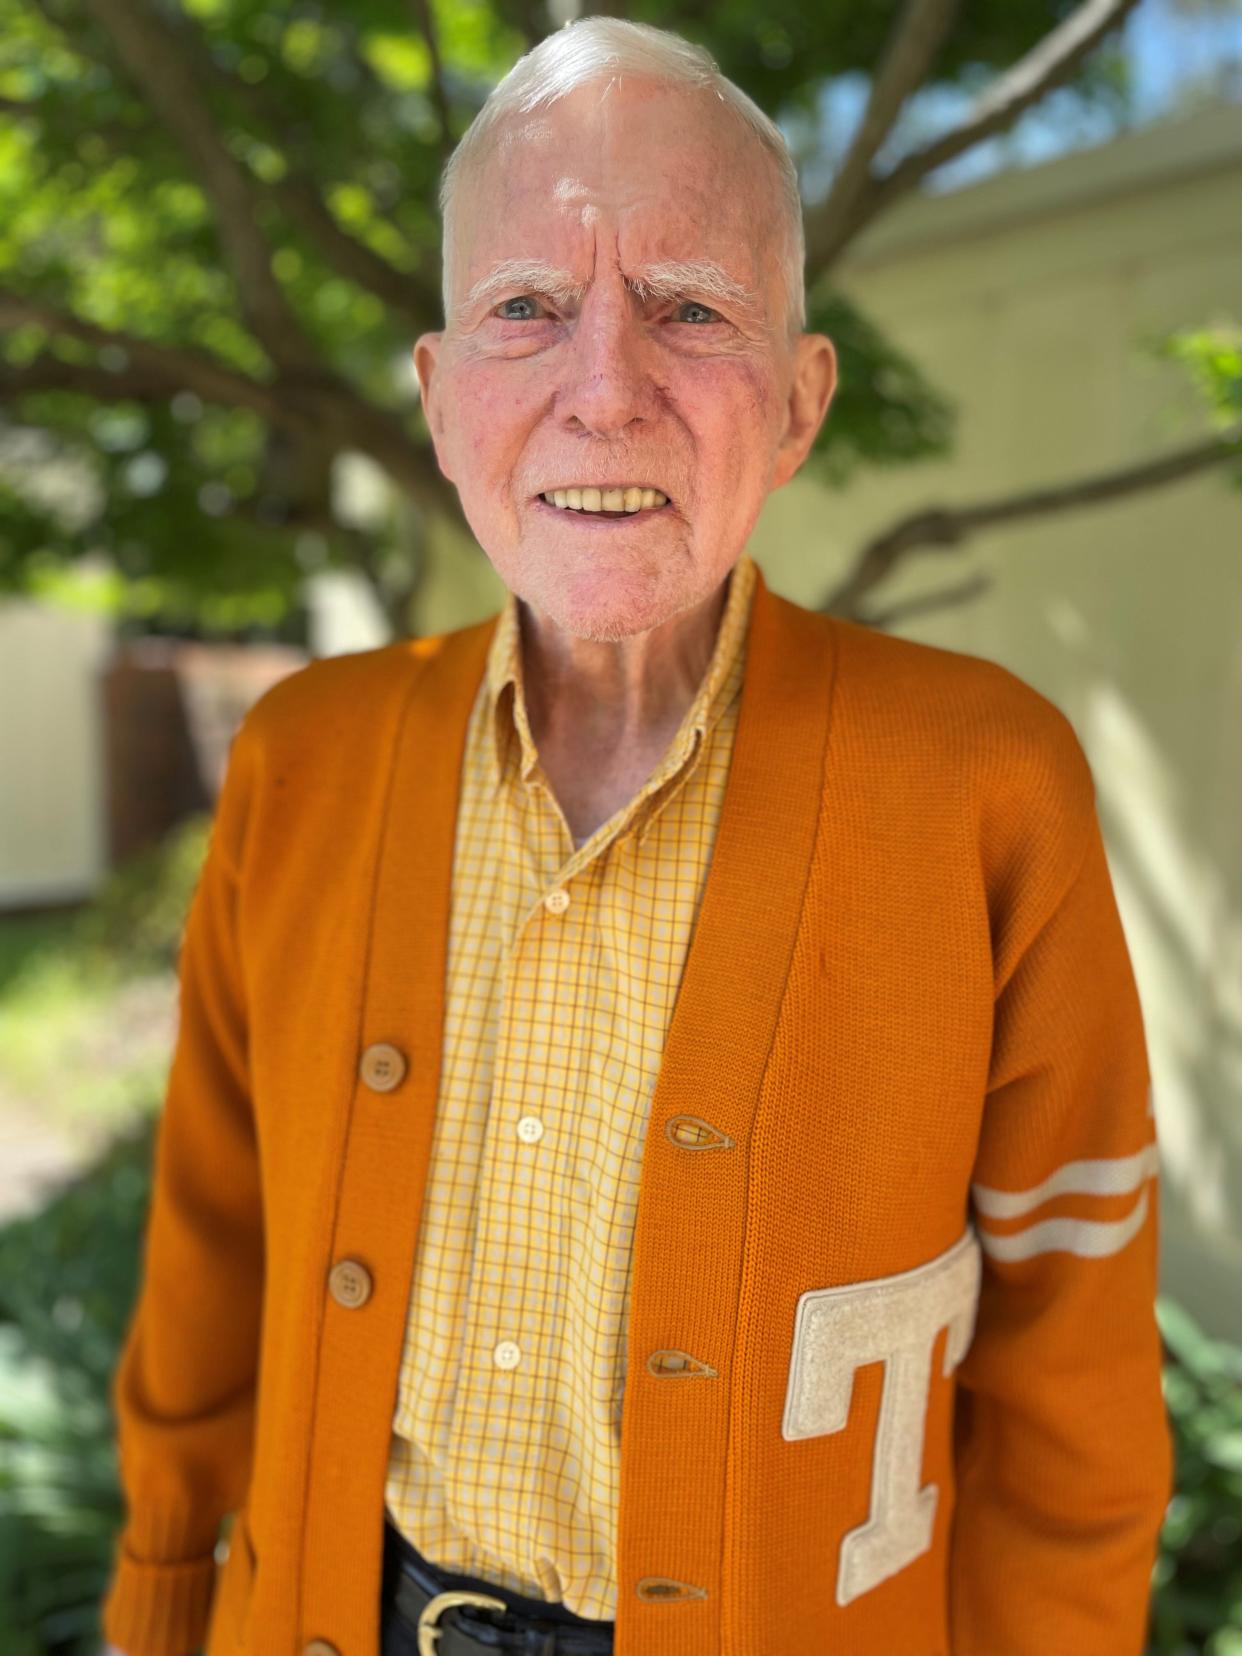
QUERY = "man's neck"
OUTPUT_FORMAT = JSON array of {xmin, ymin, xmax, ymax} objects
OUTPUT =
[
  {"xmin": 514, "ymin": 568, "xmax": 733, "ymax": 847},
  {"xmin": 519, "ymin": 570, "xmax": 732, "ymax": 763}
]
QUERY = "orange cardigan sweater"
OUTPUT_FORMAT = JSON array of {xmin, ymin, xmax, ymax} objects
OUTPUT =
[{"xmin": 101, "ymin": 565, "xmax": 1172, "ymax": 1656}]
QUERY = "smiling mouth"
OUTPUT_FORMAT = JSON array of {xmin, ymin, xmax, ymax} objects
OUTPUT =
[{"xmin": 538, "ymin": 486, "xmax": 670, "ymax": 516}]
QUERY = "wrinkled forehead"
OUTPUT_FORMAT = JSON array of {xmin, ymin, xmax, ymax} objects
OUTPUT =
[{"xmin": 453, "ymin": 81, "xmax": 780, "ymax": 302}]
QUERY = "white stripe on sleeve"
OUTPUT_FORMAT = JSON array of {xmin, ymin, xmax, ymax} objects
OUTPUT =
[
  {"xmin": 976, "ymin": 1184, "xmax": 1152, "ymax": 1263},
  {"xmin": 971, "ymin": 1141, "xmax": 1160, "ymax": 1220}
]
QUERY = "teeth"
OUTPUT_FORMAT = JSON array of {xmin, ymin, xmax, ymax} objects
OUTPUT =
[{"xmin": 542, "ymin": 487, "xmax": 669, "ymax": 514}]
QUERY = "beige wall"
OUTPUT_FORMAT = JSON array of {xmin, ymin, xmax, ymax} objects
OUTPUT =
[
  {"xmin": 413, "ymin": 105, "xmax": 1242, "ymax": 1339},
  {"xmin": 0, "ymin": 591, "xmax": 111, "ymax": 907}
]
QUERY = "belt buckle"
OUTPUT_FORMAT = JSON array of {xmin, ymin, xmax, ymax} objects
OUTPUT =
[{"xmin": 417, "ymin": 1587, "xmax": 511, "ymax": 1655}]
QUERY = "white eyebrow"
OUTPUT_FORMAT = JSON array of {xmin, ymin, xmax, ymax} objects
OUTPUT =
[
  {"xmin": 454, "ymin": 256, "xmax": 768, "ymax": 332},
  {"xmin": 630, "ymin": 259, "xmax": 764, "ymax": 323},
  {"xmin": 456, "ymin": 259, "xmax": 585, "ymax": 326}
]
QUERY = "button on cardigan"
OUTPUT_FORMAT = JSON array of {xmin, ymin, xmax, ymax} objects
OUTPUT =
[
  {"xmin": 100, "ymin": 560, "xmax": 1172, "ymax": 1656},
  {"xmin": 382, "ymin": 550, "xmax": 757, "ymax": 1616}
]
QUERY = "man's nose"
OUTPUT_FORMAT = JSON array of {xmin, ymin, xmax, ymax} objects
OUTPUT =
[{"xmin": 557, "ymin": 305, "xmax": 655, "ymax": 440}]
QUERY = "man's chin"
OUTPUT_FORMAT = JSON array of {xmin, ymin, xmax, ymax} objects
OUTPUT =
[
  {"xmin": 519, "ymin": 560, "xmax": 683, "ymax": 644},
  {"xmin": 539, "ymin": 591, "xmax": 667, "ymax": 644}
]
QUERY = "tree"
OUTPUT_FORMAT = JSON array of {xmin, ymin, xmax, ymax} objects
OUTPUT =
[{"xmin": 0, "ymin": 0, "xmax": 1238, "ymax": 636}]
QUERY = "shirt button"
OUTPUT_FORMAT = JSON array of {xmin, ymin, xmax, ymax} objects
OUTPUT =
[
  {"xmin": 359, "ymin": 1042, "xmax": 407, "ymax": 1092},
  {"xmin": 544, "ymin": 888, "xmax": 570, "ymax": 914},
  {"xmin": 493, "ymin": 1339, "xmax": 522, "ymax": 1370},
  {"xmin": 516, "ymin": 1114, "xmax": 544, "ymax": 1144},
  {"xmin": 328, "ymin": 1259, "xmax": 373, "ymax": 1309},
  {"xmin": 303, "ymin": 1643, "xmax": 341, "ymax": 1656}
]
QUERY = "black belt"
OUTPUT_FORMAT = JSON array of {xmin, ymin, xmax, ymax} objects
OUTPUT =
[{"xmin": 381, "ymin": 1519, "xmax": 615, "ymax": 1655}]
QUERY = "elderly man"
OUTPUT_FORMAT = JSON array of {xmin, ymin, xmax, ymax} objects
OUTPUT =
[{"xmin": 101, "ymin": 16, "xmax": 1172, "ymax": 1656}]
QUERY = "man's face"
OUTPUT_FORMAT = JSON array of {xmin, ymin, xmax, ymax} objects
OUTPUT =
[{"xmin": 414, "ymin": 75, "xmax": 836, "ymax": 641}]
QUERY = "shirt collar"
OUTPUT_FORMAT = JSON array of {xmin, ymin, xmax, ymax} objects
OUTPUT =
[{"xmin": 485, "ymin": 549, "xmax": 759, "ymax": 794}]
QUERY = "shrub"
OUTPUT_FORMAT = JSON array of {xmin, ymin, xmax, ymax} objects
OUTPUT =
[
  {"xmin": 70, "ymin": 817, "xmax": 212, "ymax": 979},
  {"xmin": 1149, "ymin": 1300, "xmax": 1242, "ymax": 1654},
  {"xmin": 0, "ymin": 1119, "xmax": 152, "ymax": 1656}
]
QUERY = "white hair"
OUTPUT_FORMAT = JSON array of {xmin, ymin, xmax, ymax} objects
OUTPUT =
[{"xmin": 438, "ymin": 16, "xmax": 806, "ymax": 343}]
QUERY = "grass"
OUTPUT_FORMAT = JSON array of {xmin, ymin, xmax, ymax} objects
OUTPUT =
[
  {"xmin": 0, "ymin": 932, "xmax": 168, "ymax": 1130},
  {"xmin": 0, "ymin": 816, "xmax": 210, "ymax": 1168}
]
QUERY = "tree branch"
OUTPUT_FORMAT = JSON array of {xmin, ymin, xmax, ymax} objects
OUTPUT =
[
  {"xmin": 78, "ymin": 0, "xmax": 323, "ymax": 375},
  {"xmin": 858, "ymin": 571, "xmax": 994, "ymax": 630},
  {"xmin": 183, "ymin": 38, "xmax": 445, "ymax": 332},
  {"xmin": 0, "ymin": 354, "xmax": 177, "ymax": 403},
  {"xmin": 6, "ymin": 5, "xmax": 465, "ymax": 609},
  {"xmin": 577, "ymin": 0, "xmax": 635, "ymax": 18},
  {"xmin": 406, "ymin": 0, "xmax": 455, "ymax": 168},
  {"xmin": 805, "ymin": 0, "xmax": 960, "ymax": 272},
  {"xmin": 2, "ymin": 59, "xmax": 444, "ymax": 337},
  {"xmin": 504, "ymin": 0, "xmax": 552, "ymax": 45},
  {"xmin": 319, "ymin": 398, "xmax": 461, "ymax": 522},
  {"xmin": 820, "ymin": 423, "xmax": 1242, "ymax": 620},
  {"xmin": 806, "ymin": 0, "xmax": 1143, "ymax": 276},
  {"xmin": 0, "ymin": 289, "xmax": 289, "ymax": 421},
  {"xmin": 202, "ymin": 486, "xmax": 424, "ymax": 638},
  {"xmin": 0, "ymin": 286, "xmax": 461, "ymax": 526},
  {"xmin": 265, "ymin": 173, "xmax": 442, "ymax": 335}
]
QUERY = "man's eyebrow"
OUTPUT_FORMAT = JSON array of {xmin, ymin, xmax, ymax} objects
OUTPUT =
[
  {"xmin": 629, "ymin": 260, "xmax": 766, "ymax": 327},
  {"xmin": 456, "ymin": 260, "xmax": 586, "ymax": 327},
  {"xmin": 454, "ymin": 256, "xmax": 768, "ymax": 331}
]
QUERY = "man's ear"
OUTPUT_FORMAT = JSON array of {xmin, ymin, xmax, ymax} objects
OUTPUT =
[
  {"xmin": 769, "ymin": 333, "xmax": 837, "ymax": 493},
  {"xmin": 413, "ymin": 331, "xmax": 454, "ymax": 482}
]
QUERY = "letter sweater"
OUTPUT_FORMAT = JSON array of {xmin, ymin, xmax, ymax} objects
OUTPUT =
[{"xmin": 100, "ymin": 561, "xmax": 1172, "ymax": 1656}]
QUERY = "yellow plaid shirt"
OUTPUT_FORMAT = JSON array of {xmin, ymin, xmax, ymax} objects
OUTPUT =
[{"xmin": 382, "ymin": 550, "xmax": 759, "ymax": 1619}]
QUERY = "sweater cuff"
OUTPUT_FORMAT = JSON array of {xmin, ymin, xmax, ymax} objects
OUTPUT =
[{"xmin": 100, "ymin": 1543, "xmax": 218, "ymax": 1656}]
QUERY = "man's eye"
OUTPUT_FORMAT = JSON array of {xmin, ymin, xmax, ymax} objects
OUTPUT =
[
  {"xmin": 675, "ymin": 301, "xmax": 723, "ymax": 325},
  {"xmin": 495, "ymin": 295, "xmax": 549, "ymax": 321}
]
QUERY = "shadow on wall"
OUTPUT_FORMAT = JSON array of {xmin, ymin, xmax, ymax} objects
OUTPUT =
[{"xmin": 1074, "ymin": 659, "xmax": 1242, "ymax": 1347}]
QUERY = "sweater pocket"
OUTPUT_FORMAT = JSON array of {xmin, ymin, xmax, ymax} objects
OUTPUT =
[{"xmin": 207, "ymin": 1507, "xmax": 258, "ymax": 1652}]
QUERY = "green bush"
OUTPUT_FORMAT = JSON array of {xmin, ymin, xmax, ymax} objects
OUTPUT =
[
  {"xmin": 0, "ymin": 1119, "xmax": 153, "ymax": 1656},
  {"xmin": 0, "ymin": 1125, "xmax": 1238, "ymax": 1653},
  {"xmin": 1149, "ymin": 1301, "xmax": 1242, "ymax": 1655},
  {"xmin": 69, "ymin": 816, "xmax": 212, "ymax": 980},
  {"xmin": 0, "ymin": 1323, "xmax": 126, "ymax": 1656}
]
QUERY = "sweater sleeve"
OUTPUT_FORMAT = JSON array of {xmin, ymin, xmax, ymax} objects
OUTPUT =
[
  {"xmin": 100, "ymin": 709, "xmax": 265, "ymax": 1656},
  {"xmin": 948, "ymin": 734, "xmax": 1174, "ymax": 1655}
]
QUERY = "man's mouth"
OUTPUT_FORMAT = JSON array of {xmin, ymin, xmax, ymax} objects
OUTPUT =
[{"xmin": 537, "ymin": 485, "xmax": 671, "ymax": 516}]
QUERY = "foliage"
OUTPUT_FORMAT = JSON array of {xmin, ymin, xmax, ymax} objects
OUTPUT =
[
  {"xmin": 0, "ymin": 0, "xmax": 1139, "ymax": 629},
  {"xmin": 0, "ymin": 813, "xmax": 207, "ymax": 1003},
  {"xmin": 0, "ymin": 1120, "xmax": 152, "ymax": 1656},
  {"xmin": 1159, "ymin": 321, "xmax": 1242, "ymax": 478},
  {"xmin": 803, "ymin": 287, "xmax": 956, "ymax": 486},
  {"xmin": 0, "ymin": 816, "xmax": 210, "ymax": 1148},
  {"xmin": 0, "ymin": 1325, "xmax": 125, "ymax": 1656},
  {"xmin": 1149, "ymin": 1300, "xmax": 1242, "ymax": 1654},
  {"xmin": 69, "ymin": 813, "xmax": 212, "ymax": 978},
  {"xmin": 0, "ymin": 1123, "xmax": 151, "ymax": 1408}
]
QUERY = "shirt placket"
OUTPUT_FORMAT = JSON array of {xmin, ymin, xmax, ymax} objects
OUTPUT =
[{"xmin": 444, "ymin": 756, "xmax": 596, "ymax": 1576}]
